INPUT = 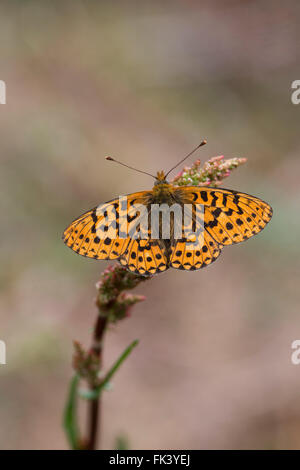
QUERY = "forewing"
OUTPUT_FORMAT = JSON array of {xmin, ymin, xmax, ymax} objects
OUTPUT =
[
  {"xmin": 170, "ymin": 186, "xmax": 272, "ymax": 270},
  {"xmin": 177, "ymin": 186, "xmax": 272, "ymax": 245},
  {"xmin": 62, "ymin": 191, "xmax": 151, "ymax": 260}
]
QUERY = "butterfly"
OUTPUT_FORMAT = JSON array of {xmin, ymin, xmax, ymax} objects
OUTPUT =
[{"xmin": 63, "ymin": 141, "xmax": 273, "ymax": 276}]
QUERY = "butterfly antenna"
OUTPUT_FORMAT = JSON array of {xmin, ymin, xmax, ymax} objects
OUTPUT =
[
  {"xmin": 106, "ymin": 156, "xmax": 156, "ymax": 179},
  {"xmin": 165, "ymin": 140, "xmax": 207, "ymax": 178}
]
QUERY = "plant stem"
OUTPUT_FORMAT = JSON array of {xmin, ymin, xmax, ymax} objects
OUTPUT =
[{"xmin": 85, "ymin": 314, "xmax": 108, "ymax": 450}]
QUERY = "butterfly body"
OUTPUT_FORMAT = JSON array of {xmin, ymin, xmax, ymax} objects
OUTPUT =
[{"xmin": 63, "ymin": 168, "xmax": 272, "ymax": 276}]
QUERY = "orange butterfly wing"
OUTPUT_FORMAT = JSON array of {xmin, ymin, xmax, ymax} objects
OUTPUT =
[
  {"xmin": 119, "ymin": 239, "xmax": 168, "ymax": 275},
  {"xmin": 170, "ymin": 186, "xmax": 272, "ymax": 270},
  {"xmin": 63, "ymin": 191, "xmax": 168, "ymax": 275},
  {"xmin": 63, "ymin": 191, "xmax": 148, "ymax": 260}
]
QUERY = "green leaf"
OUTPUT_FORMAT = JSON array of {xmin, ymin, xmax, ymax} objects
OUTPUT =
[
  {"xmin": 63, "ymin": 374, "xmax": 80, "ymax": 449},
  {"xmin": 100, "ymin": 339, "xmax": 139, "ymax": 391},
  {"xmin": 80, "ymin": 339, "xmax": 139, "ymax": 401}
]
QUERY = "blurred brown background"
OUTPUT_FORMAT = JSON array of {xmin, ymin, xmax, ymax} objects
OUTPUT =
[{"xmin": 1, "ymin": 0, "xmax": 300, "ymax": 450}]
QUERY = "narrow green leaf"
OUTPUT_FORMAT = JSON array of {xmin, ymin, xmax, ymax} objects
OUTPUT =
[
  {"xmin": 79, "ymin": 339, "xmax": 139, "ymax": 401},
  {"xmin": 63, "ymin": 374, "xmax": 80, "ymax": 449},
  {"xmin": 100, "ymin": 339, "xmax": 139, "ymax": 391}
]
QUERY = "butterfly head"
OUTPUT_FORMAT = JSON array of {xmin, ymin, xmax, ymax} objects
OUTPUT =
[
  {"xmin": 154, "ymin": 171, "xmax": 168, "ymax": 185},
  {"xmin": 152, "ymin": 171, "xmax": 175, "ymax": 203}
]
